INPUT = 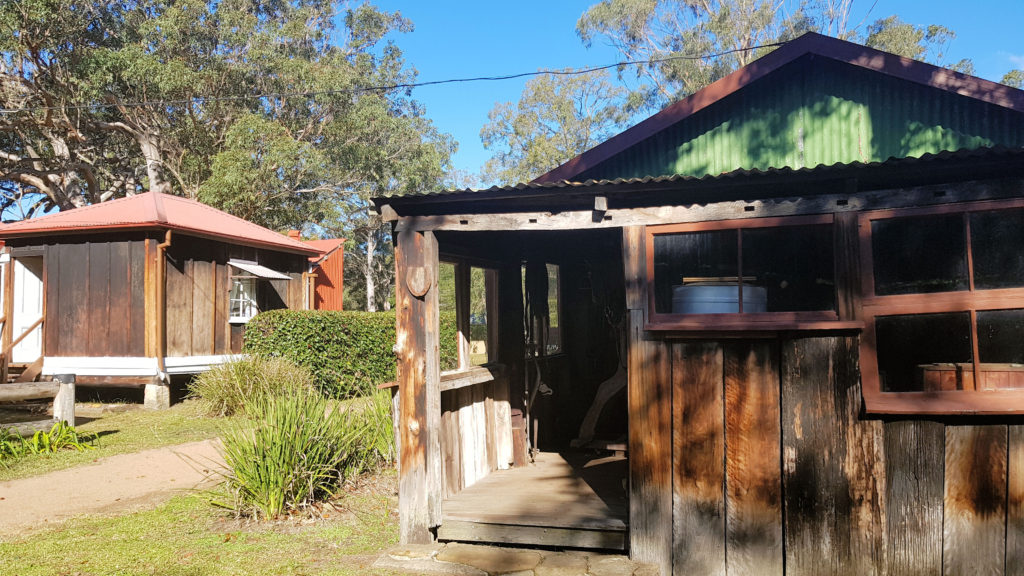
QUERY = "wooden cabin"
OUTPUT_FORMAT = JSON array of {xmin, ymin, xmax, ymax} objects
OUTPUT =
[
  {"xmin": 376, "ymin": 33, "xmax": 1024, "ymax": 575},
  {"xmin": 301, "ymin": 236, "xmax": 346, "ymax": 311},
  {"xmin": 0, "ymin": 191, "xmax": 323, "ymax": 408}
]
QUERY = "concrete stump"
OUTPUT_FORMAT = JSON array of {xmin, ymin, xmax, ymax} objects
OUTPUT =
[
  {"xmin": 52, "ymin": 374, "xmax": 75, "ymax": 426},
  {"xmin": 144, "ymin": 381, "xmax": 170, "ymax": 410}
]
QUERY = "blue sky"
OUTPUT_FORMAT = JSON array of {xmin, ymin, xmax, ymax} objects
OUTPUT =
[{"xmin": 373, "ymin": 1, "xmax": 1024, "ymax": 180}]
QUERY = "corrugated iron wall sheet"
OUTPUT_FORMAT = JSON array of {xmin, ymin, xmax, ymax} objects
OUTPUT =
[
  {"xmin": 579, "ymin": 56, "xmax": 1024, "ymax": 181},
  {"xmin": 313, "ymin": 249, "xmax": 344, "ymax": 311}
]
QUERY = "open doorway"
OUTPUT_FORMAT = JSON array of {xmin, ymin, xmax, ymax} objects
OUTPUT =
[
  {"xmin": 433, "ymin": 229, "xmax": 629, "ymax": 550},
  {"xmin": 10, "ymin": 256, "xmax": 44, "ymax": 366}
]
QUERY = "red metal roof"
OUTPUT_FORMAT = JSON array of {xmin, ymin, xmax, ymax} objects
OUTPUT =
[
  {"xmin": 303, "ymin": 238, "xmax": 346, "ymax": 263},
  {"xmin": 533, "ymin": 32, "xmax": 1024, "ymax": 185},
  {"xmin": 0, "ymin": 191, "xmax": 321, "ymax": 255}
]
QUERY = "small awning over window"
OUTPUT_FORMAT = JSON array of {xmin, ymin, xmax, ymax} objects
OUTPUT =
[{"xmin": 228, "ymin": 259, "xmax": 291, "ymax": 280}]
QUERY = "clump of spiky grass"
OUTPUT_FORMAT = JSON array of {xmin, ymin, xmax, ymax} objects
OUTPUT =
[
  {"xmin": 216, "ymin": 388, "xmax": 394, "ymax": 520},
  {"xmin": 189, "ymin": 356, "xmax": 314, "ymax": 417}
]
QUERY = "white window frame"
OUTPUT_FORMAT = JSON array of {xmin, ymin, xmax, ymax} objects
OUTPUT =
[{"xmin": 229, "ymin": 277, "xmax": 259, "ymax": 324}]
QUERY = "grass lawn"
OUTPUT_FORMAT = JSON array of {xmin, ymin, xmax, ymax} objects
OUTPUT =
[
  {"xmin": 0, "ymin": 474, "xmax": 402, "ymax": 576},
  {"xmin": 0, "ymin": 400, "xmax": 233, "ymax": 482}
]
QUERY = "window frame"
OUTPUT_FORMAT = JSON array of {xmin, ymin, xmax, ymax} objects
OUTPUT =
[
  {"xmin": 228, "ymin": 276, "xmax": 259, "ymax": 324},
  {"xmin": 644, "ymin": 213, "xmax": 860, "ymax": 331},
  {"xmin": 441, "ymin": 258, "xmax": 500, "ymax": 373},
  {"xmin": 858, "ymin": 197, "xmax": 1024, "ymax": 415}
]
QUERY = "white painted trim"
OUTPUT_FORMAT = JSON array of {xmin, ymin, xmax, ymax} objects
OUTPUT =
[{"xmin": 42, "ymin": 355, "xmax": 245, "ymax": 377}]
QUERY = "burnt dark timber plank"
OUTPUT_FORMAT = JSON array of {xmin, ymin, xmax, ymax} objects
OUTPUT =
[
  {"xmin": 672, "ymin": 341, "xmax": 726, "ymax": 576},
  {"xmin": 437, "ymin": 520, "xmax": 626, "ymax": 551},
  {"xmin": 627, "ymin": 309, "xmax": 672, "ymax": 575},
  {"xmin": 724, "ymin": 341, "xmax": 782, "ymax": 576},
  {"xmin": 1008, "ymin": 426, "xmax": 1024, "ymax": 576},
  {"xmin": 128, "ymin": 241, "xmax": 146, "ymax": 356},
  {"xmin": 87, "ymin": 242, "xmax": 110, "ymax": 357},
  {"xmin": 44, "ymin": 246, "xmax": 59, "ymax": 356},
  {"xmin": 884, "ymin": 420, "xmax": 944, "ymax": 576},
  {"xmin": 781, "ymin": 336, "xmax": 884, "ymax": 576},
  {"xmin": 107, "ymin": 242, "xmax": 131, "ymax": 356},
  {"xmin": 834, "ymin": 211, "xmax": 861, "ymax": 321},
  {"xmin": 943, "ymin": 425, "xmax": 1007, "ymax": 576},
  {"xmin": 60, "ymin": 243, "xmax": 89, "ymax": 356},
  {"xmin": 395, "ymin": 230, "xmax": 441, "ymax": 544},
  {"xmin": 190, "ymin": 260, "xmax": 214, "ymax": 355}
]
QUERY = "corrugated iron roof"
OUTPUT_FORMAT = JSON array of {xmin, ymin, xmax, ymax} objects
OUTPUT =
[
  {"xmin": 376, "ymin": 146, "xmax": 1024, "ymax": 207},
  {"xmin": 0, "ymin": 191, "xmax": 321, "ymax": 255},
  {"xmin": 532, "ymin": 32, "xmax": 1024, "ymax": 185}
]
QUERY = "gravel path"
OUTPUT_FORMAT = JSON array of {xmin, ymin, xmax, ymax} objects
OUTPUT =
[{"xmin": 0, "ymin": 439, "xmax": 224, "ymax": 539}]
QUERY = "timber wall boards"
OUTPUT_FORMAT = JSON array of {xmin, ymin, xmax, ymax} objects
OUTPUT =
[
  {"xmin": 43, "ymin": 239, "xmax": 147, "ymax": 357},
  {"xmin": 659, "ymin": 334, "xmax": 1024, "ymax": 576}
]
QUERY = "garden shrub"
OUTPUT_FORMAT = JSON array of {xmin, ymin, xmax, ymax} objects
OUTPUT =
[
  {"xmin": 243, "ymin": 310, "xmax": 458, "ymax": 399},
  {"xmin": 216, "ymin": 388, "xmax": 395, "ymax": 519},
  {"xmin": 189, "ymin": 356, "xmax": 314, "ymax": 417},
  {"xmin": 0, "ymin": 422, "xmax": 95, "ymax": 467}
]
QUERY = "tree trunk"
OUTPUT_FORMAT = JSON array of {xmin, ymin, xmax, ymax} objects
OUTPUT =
[{"xmin": 137, "ymin": 132, "xmax": 171, "ymax": 194}]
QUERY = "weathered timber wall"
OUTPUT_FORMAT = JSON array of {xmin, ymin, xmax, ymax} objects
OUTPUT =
[
  {"xmin": 164, "ymin": 236, "xmax": 306, "ymax": 357},
  {"xmin": 440, "ymin": 377, "xmax": 510, "ymax": 498},
  {"xmin": 44, "ymin": 238, "xmax": 147, "ymax": 357},
  {"xmin": 665, "ymin": 334, "xmax": 1024, "ymax": 576}
]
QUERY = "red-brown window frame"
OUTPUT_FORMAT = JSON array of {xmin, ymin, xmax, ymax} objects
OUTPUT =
[
  {"xmin": 644, "ymin": 214, "xmax": 861, "ymax": 331},
  {"xmin": 859, "ymin": 197, "xmax": 1024, "ymax": 415}
]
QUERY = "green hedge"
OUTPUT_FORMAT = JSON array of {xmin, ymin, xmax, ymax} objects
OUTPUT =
[{"xmin": 243, "ymin": 310, "xmax": 458, "ymax": 399}]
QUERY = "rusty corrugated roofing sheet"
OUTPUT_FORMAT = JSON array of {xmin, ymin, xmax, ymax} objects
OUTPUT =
[
  {"xmin": 377, "ymin": 146, "xmax": 1024, "ymax": 207},
  {"xmin": 0, "ymin": 191, "xmax": 322, "ymax": 255}
]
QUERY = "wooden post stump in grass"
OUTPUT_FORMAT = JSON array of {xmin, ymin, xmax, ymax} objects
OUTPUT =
[{"xmin": 53, "ymin": 373, "xmax": 76, "ymax": 426}]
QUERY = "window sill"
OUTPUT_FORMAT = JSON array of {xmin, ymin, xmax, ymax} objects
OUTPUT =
[
  {"xmin": 863, "ymin": 388, "xmax": 1024, "ymax": 415},
  {"xmin": 440, "ymin": 363, "xmax": 505, "ymax": 393},
  {"xmin": 645, "ymin": 312, "xmax": 862, "ymax": 333},
  {"xmin": 228, "ymin": 318, "xmax": 253, "ymax": 325}
]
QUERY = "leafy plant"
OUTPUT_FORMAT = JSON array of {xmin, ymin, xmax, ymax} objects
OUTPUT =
[
  {"xmin": 216, "ymin": 388, "xmax": 393, "ymax": 520},
  {"xmin": 0, "ymin": 422, "xmax": 95, "ymax": 466},
  {"xmin": 243, "ymin": 310, "xmax": 458, "ymax": 398},
  {"xmin": 188, "ymin": 356, "xmax": 314, "ymax": 417}
]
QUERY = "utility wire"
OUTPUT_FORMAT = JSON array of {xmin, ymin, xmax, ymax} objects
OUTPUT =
[{"xmin": 0, "ymin": 41, "xmax": 787, "ymax": 115}]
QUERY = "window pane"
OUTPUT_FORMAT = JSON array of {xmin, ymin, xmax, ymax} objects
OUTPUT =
[
  {"xmin": 742, "ymin": 225, "xmax": 835, "ymax": 312},
  {"xmin": 971, "ymin": 208, "xmax": 1024, "ymax": 289},
  {"xmin": 977, "ymin": 309, "xmax": 1024, "ymax": 364},
  {"xmin": 875, "ymin": 312, "xmax": 972, "ymax": 392},
  {"xmin": 871, "ymin": 214, "xmax": 967, "ymax": 295},
  {"xmin": 470, "ymin": 267, "xmax": 489, "ymax": 366},
  {"xmin": 437, "ymin": 262, "xmax": 459, "ymax": 371},
  {"xmin": 546, "ymin": 264, "xmax": 561, "ymax": 354},
  {"xmin": 976, "ymin": 309, "xmax": 1024, "ymax": 390},
  {"xmin": 653, "ymin": 230, "xmax": 738, "ymax": 313}
]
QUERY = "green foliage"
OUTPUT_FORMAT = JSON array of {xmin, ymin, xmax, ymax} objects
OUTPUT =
[
  {"xmin": 480, "ymin": 69, "xmax": 632, "ymax": 185},
  {"xmin": 1003, "ymin": 70, "xmax": 1024, "ymax": 89},
  {"xmin": 243, "ymin": 310, "xmax": 459, "ymax": 398},
  {"xmin": 575, "ymin": 1, "xmax": 968, "ymax": 110},
  {"xmin": 188, "ymin": 356, "xmax": 315, "ymax": 417},
  {"xmin": 216, "ymin": 389, "xmax": 394, "ymax": 520},
  {"xmin": 0, "ymin": 422, "xmax": 95, "ymax": 467}
]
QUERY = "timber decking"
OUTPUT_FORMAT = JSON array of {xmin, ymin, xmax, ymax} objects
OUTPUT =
[{"xmin": 439, "ymin": 451, "xmax": 628, "ymax": 550}]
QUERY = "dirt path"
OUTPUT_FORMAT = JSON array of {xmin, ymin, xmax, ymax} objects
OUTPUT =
[{"xmin": 0, "ymin": 439, "xmax": 224, "ymax": 539}]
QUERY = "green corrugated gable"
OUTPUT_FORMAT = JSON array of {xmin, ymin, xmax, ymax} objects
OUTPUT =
[{"xmin": 577, "ymin": 55, "xmax": 1024, "ymax": 182}]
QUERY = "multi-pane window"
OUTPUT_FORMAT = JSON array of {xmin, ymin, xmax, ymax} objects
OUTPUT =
[
  {"xmin": 229, "ymin": 278, "xmax": 258, "ymax": 323},
  {"xmin": 523, "ymin": 262, "xmax": 562, "ymax": 356},
  {"xmin": 646, "ymin": 215, "xmax": 840, "ymax": 329},
  {"xmin": 860, "ymin": 200, "xmax": 1024, "ymax": 414}
]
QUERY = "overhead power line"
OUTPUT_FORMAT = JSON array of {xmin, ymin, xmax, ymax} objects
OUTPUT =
[{"xmin": 0, "ymin": 41, "xmax": 787, "ymax": 115}]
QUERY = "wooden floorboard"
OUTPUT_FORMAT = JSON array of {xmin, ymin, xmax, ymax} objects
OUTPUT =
[{"xmin": 440, "ymin": 451, "xmax": 628, "ymax": 549}]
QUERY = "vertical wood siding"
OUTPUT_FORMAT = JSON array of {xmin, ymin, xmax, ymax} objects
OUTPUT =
[
  {"xmin": 43, "ymin": 240, "xmax": 146, "ymax": 357},
  {"xmin": 667, "ymin": 334, "xmax": 1024, "ymax": 575}
]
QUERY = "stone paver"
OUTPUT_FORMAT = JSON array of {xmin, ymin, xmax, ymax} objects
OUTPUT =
[
  {"xmin": 437, "ymin": 543, "xmax": 543, "ymax": 574},
  {"xmin": 535, "ymin": 551, "xmax": 589, "ymax": 576},
  {"xmin": 374, "ymin": 542, "xmax": 658, "ymax": 576}
]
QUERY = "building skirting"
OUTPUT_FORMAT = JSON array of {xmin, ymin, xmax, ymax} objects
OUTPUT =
[{"xmin": 42, "ymin": 355, "xmax": 244, "ymax": 378}]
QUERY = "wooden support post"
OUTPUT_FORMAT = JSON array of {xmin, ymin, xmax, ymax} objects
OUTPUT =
[
  {"xmin": 496, "ymin": 261, "xmax": 525, "ymax": 468},
  {"xmin": 1, "ymin": 252, "xmax": 13, "ymax": 383},
  {"xmin": 52, "ymin": 373, "xmax": 75, "ymax": 426},
  {"xmin": 622, "ymin": 226, "xmax": 672, "ymax": 575},
  {"xmin": 396, "ymin": 229, "xmax": 441, "ymax": 544}
]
